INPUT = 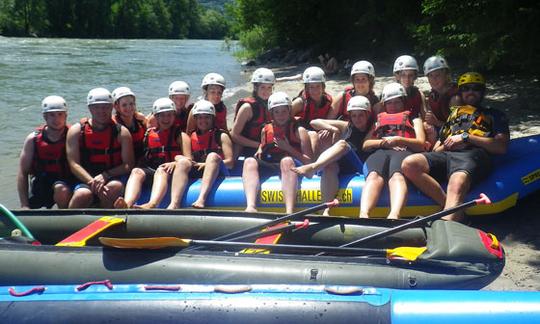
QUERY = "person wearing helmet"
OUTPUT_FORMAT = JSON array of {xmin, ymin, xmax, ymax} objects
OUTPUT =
[
  {"xmin": 111, "ymin": 87, "xmax": 147, "ymax": 162},
  {"xmin": 402, "ymin": 72, "xmax": 509, "ymax": 222},
  {"xmin": 17, "ymin": 95, "xmax": 75, "ymax": 209},
  {"xmin": 390, "ymin": 55, "xmax": 426, "ymax": 119},
  {"xmin": 292, "ymin": 96, "xmax": 374, "ymax": 215},
  {"xmin": 242, "ymin": 92, "xmax": 312, "ymax": 213},
  {"xmin": 167, "ymin": 100, "xmax": 234, "ymax": 209},
  {"xmin": 66, "ymin": 88, "xmax": 134, "ymax": 208},
  {"xmin": 114, "ymin": 98, "xmax": 189, "ymax": 209},
  {"xmin": 185, "ymin": 73, "xmax": 228, "ymax": 134},
  {"xmin": 291, "ymin": 66, "xmax": 334, "ymax": 156},
  {"xmin": 232, "ymin": 67, "xmax": 275, "ymax": 158},
  {"xmin": 361, "ymin": 83, "xmax": 426, "ymax": 219},
  {"xmin": 147, "ymin": 81, "xmax": 193, "ymax": 131},
  {"xmin": 423, "ymin": 56, "xmax": 460, "ymax": 146},
  {"xmin": 329, "ymin": 60, "xmax": 379, "ymax": 121}
]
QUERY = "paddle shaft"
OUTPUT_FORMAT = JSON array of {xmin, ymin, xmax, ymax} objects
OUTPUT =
[{"xmin": 230, "ymin": 220, "xmax": 308, "ymax": 242}]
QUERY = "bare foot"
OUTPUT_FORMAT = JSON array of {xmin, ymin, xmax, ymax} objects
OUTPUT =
[
  {"xmin": 166, "ymin": 204, "xmax": 178, "ymax": 210},
  {"xmin": 245, "ymin": 206, "xmax": 258, "ymax": 213},
  {"xmin": 136, "ymin": 202, "xmax": 156, "ymax": 209},
  {"xmin": 291, "ymin": 164, "xmax": 316, "ymax": 179},
  {"xmin": 113, "ymin": 197, "xmax": 128, "ymax": 209},
  {"xmin": 359, "ymin": 211, "xmax": 369, "ymax": 219},
  {"xmin": 322, "ymin": 208, "xmax": 330, "ymax": 216},
  {"xmin": 191, "ymin": 200, "xmax": 205, "ymax": 209},
  {"xmin": 387, "ymin": 214, "xmax": 399, "ymax": 220}
]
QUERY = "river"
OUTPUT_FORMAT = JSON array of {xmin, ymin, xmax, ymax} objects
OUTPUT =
[{"xmin": 0, "ymin": 37, "xmax": 246, "ymax": 208}]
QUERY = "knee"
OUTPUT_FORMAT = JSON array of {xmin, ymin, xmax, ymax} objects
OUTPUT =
[
  {"xmin": 366, "ymin": 171, "xmax": 383, "ymax": 184},
  {"xmin": 280, "ymin": 157, "xmax": 295, "ymax": 171},
  {"xmin": 176, "ymin": 158, "xmax": 192, "ymax": 171},
  {"xmin": 206, "ymin": 152, "xmax": 222, "ymax": 163},
  {"xmin": 53, "ymin": 183, "xmax": 70, "ymax": 195},
  {"xmin": 401, "ymin": 155, "xmax": 425, "ymax": 179},
  {"xmin": 389, "ymin": 172, "xmax": 405, "ymax": 185},
  {"xmin": 447, "ymin": 172, "xmax": 470, "ymax": 195},
  {"xmin": 336, "ymin": 140, "xmax": 349, "ymax": 151},
  {"xmin": 243, "ymin": 157, "xmax": 258, "ymax": 171},
  {"xmin": 106, "ymin": 180, "xmax": 124, "ymax": 193}
]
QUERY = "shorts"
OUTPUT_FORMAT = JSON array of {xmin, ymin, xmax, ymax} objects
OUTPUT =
[
  {"xmin": 423, "ymin": 148, "xmax": 491, "ymax": 183},
  {"xmin": 337, "ymin": 149, "xmax": 364, "ymax": 174},
  {"xmin": 364, "ymin": 149, "xmax": 412, "ymax": 180},
  {"xmin": 256, "ymin": 157, "xmax": 302, "ymax": 178},
  {"xmin": 73, "ymin": 175, "xmax": 127, "ymax": 191},
  {"xmin": 240, "ymin": 147, "xmax": 258, "ymax": 158},
  {"xmin": 29, "ymin": 176, "xmax": 70, "ymax": 209},
  {"xmin": 189, "ymin": 160, "xmax": 229, "ymax": 178}
]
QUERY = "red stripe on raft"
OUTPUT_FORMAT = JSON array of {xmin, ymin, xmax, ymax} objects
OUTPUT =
[{"xmin": 58, "ymin": 220, "xmax": 113, "ymax": 244}]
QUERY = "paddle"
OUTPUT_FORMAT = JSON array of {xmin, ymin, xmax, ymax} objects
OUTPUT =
[
  {"xmin": 56, "ymin": 216, "xmax": 125, "ymax": 247},
  {"xmin": 319, "ymin": 194, "xmax": 491, "ymax": 255},
  {"xmin": 0, "ymin": 204, "xmax": 35, "ymax": 240},
  {"xmin": 233, "ymin": 218, "xmax": 310, "ymax": 243},
  {"xmin": 99, "ymin": 236, "xmax": 427, "ymax": 261}
]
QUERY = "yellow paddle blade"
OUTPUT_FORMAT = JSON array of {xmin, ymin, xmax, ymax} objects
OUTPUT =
[
  {"xmin": 386, "ymin": 246, "xmax": 427, "ymax": 261},
  {"xmin": 99, "ymin": 237, "xmax": 191, "ymax": 249}
]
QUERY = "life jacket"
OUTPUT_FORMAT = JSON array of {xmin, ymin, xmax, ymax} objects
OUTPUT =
[
  {"xmin": 373, "ymin": 111, "xmax": 416, "ymax": 139},
  {"xmin": 32, "ymin": 125, "xmax": 70, "ymax": 178},
  {"xmin": 143, "ymin": 126, "xmax": 182, "ymax": 169},
  {"xmin": 340, "ymin": 86, "xmax": 379, "ymax": 120},
  {"xmin": 112, "ymin": 114, "xmax": 146, "ymax": 161},
  {"xmin": 213, "ymin": 101, "xmax": 228, "ymax": 131},
  {"xmin": 404, "ymin": 86, "xmax": 422, "ymax": 118},
  {"xmin": 79, "ymin": 118, "xmax": 122, "ymax": 176},
  {"xmin": 295, "ymin": 90, "xmax": 332, "ymax": 121},
  {"xmin": 190, "ymin": 128, "xmax": 224, "ymax": 162},
  {"xmin": 427, "ymin": 83, "xmax": 458, "ymax": 122},
  {"xmin": 439, "ymin": 105, "xmax": 493, "ymax": 141},
  {"xmin": 260, "ymin": 121, "xmax": 301, "ymax": 162},
  {"xmin": 173, "ymin": 104, "xmax": 193, "ymax": 132},
  {"xmin": 235, "ymin": 96, "xmax": 270, "ymax": 141}
]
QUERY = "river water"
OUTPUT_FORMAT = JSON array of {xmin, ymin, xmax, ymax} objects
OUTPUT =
[{"xmin": 0, "ymin": 37, "xmax": 246, "ymax": 208}]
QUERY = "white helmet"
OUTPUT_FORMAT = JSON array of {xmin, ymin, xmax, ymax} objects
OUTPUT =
[
  {"xmin": 346, "ymin": 96, "xmax": 371, "ymax": 112},
  {"xmin": 302, "ymin": 66, "xmax": 326, "ymax": 83},
  {"xmin": 192, "ymin": 100, "xmax": 216, "ymax": 116},
  {"xmin": 350, "ymin": 60, "xmax": 375, "ymax": 77},
  {"xmin": 393, "ymin": 55, "xmax": 419, "ymax": 73},
  {"xmin": 152, "ymin": 97, "xmax": 176, "ymax": 115},
  {"xmin": 267, "ymin": 92, "xmax": 291, "ymax": 111},
  {"xmin": 381, "ymin": 83, "xmax": 407, "ymax": 103},
  {"xmin": 423, "ymin": 56, "xmax": 449, "ymax": 75},
  {"xmin": 168, "ymin": 81, "xmax": 191, "ymax": 96},
  {"xmin": 201, "ymin": 73, "xmax": 226, "ymax": 89},
  {"xmin": 251, "ymin": 68, "xmax": 275, "ymax": 84},
  {"xmin": 112, "ymin": 86, "xmax": 135, "ymax": 103},
  {"xmin": 41, "ymin": 95, "xmax": 67, "ymax": 113},
  {"xmin": 87, "ymin": 88, "xmax": 113, "ymax": 106}
]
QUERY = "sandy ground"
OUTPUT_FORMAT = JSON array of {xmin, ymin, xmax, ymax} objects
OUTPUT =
[{"xmin": 224, "ymin": 64, "xmax": 540, "ymax": 291}]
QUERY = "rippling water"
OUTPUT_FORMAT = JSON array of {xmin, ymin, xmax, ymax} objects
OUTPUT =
[{"xmin": 0, "ymin": 37, "xmax": 245, "ymax": 208}]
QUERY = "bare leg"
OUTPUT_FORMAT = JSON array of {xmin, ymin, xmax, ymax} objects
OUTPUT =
[
  {"xmin": 167, "ymin": 158, "xmax": 192, "ymax": 209},
  {"xmin": 308, "ymin": 130, "xmax": 320, "ymax": 158},
  {"xmin": 402, "ymin": 154, "xmax": 446, "ymax": 206},
  {"xmin": 359, "ymin": 172, "xmax": 385, "ymax": 218},
  {"xmin": 292, "ymin": 140, "xmax": 350, "ymax": 178},
  {"xmin": 242, "ymin": 157, "xmax": 260, "ymax": 213},
  {"xmin": 321, "ymin": 162, "xmax": 339, "ymax": 216},
  {"xmin": 68, "ymin": 187, "xmax": 94, "ymax": 208},
  {"xmin": 387, "ymin": 172, "xmax": 408, "ymax": 219},
  {"xmin": 192, "ymin": 153, "xmax": 222, "ymax": 208},
  {"xmin": 281, "ymin": 157, "xmax": 298, "ymax": 214},
  {"xmin": 443, "ymin": 171, "xmax": 470, "ymax": 222},
  {"xmin": 138, "ymin": 167, "xmax": 169, "ymax": 209},
  {"xmin": 53, "ymin": 183, "xmax": 72, "ymax": 209},
  {"xmin": 98, "ymin": 180, "xmax": 124, "ymax": 208},
  {"xmin": 116, "ymin": 168, "xmax": 146, "ymax": 208}
]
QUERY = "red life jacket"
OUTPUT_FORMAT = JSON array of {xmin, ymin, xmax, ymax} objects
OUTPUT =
[
  {"xmin": 373, "ymin": 111, "xmax": 416, "ymax": 139},
  {"xmin": 295, "ymin": 90, "xmax": 332, "ymax": 121},
  {"xmin": 427, "ymin": 83, "xmax": 458, "ymax": 122},
  {"xmin": 112, "ymin": 114, "xmax": 146, "ymax": 161},
  {"xmin": 190, "ymin": 128, "xmax": 224, "ymax": 162},
  {"xmin": 32, "ymin": 125, "xmax": 70, "ymax": 178},
  {"xmin": 143, "ymin": 126, "xmax": 182, "ymax": 168},
  {"xmin": 340, "ymin": 86, "xmax": 379, "ymax": 120},
  {"xmin": 173, "ymin": 104, "xmax": 193, "ymax": 132},
  {"xmin": 404, "ymin": 86, "xmax": 422, "ymax": 119},
  {"xmin": 234, "ymin": 97, "xmax": 270, "ymax": 141},
  {"xmin": 260, "ymin": 121, "xmax": 301, "ymax": 162},
  {"xmin": 213, "ymin": 101, "xmax": 228, "ymax": 131},
  {"xmin": 79, "ymin": 118, "xmax": 122, "ymax": 176}
]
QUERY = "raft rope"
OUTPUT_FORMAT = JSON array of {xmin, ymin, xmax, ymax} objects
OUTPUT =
[{"xmin": 0, "ymin": 204, "xmax": 35, "ymax": 241}]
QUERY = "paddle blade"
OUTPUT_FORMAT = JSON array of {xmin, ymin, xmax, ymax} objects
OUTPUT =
[
  {"xmin": 386, "ymin": 246, "xmax": 427, "ymax": 261},
  {"xmin": 57, "ymin": 216, "xmax": 125, "ymax": 247},
  {"xmin": 99, "ymin": 237, "xmax": 191, "ymax": 249}
]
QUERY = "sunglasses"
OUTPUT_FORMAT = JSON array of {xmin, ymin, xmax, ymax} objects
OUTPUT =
[{"xmin": 460, "ymin": 84, "xmax": 484, "ymax": 92}]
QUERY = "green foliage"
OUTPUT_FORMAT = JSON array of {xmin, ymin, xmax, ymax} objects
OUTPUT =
[{"xmin": 235, "ymin": 24, "xmax": 274, "ymax": 59}]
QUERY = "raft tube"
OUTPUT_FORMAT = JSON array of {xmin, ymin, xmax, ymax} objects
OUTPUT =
[
  {"xmin": 138, "ymin": 134, "xmax": 540, "ymax": 217},
  {"xmin": 1, "ymin": 284, "xmax": 538, "ymax": 323}
]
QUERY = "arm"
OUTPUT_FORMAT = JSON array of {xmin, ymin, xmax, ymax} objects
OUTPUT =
[
  {"xmin": 394, "ymin": 117, "xmax": 426, "ymax": 152},
  {"xmin": 66, "ymin": 123, "xmax": 94, "ymax": 184},
  {"xmin": 146, "ymin": 113, "xmax": 157, "ymax": 129},
  {"xmin": 220, "ymin": 133, "xmax": 235, "ymax": 169},
  {"xmin": 104, "ymin": 126, "xmax": 134, "ymax": 179},
  {"xmin": 16, "ymin": 133, "xmax": 35, "ymax": 208},
  {"xmin": 310, "ymin": 119, "xmax": 349, "ymax": 134},
  {"xmin": 328, "ymin": 92, "xmax": 344, "ymax": 119},
  {"xmin": 362, "ymin": 124, "xmax": 381, "ymax": 151},
  {"xmin": 291, "ymin": 97, "xmax": 304, "ymax": 117},
  {"xmin": 469, "ymin": 133, "xmax": 509, "ymax": 155},
  {"xmin": 180, "ymin": 131, "xmax": 192, "ymax": 160},
  {"xmin": 231, "ymin": 103, "xmax": 260, "ymax": 149},
  {"xmin": 186, "ymin": 110, "xmax": 196, "ymax": 135}
]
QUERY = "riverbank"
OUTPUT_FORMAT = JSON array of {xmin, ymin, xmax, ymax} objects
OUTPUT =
[{"xmin": 225, "ymin": 63, "xmax": 540, "ymax": 291}]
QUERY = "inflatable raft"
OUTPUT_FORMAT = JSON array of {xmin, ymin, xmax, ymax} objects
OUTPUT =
[
  {"xmin": 1, "ymin": 284, "xmax": 539, "ymax": 323},
  {"xmin": 139, "ymin": 134, "xmax": 540, "ymax": 217}
]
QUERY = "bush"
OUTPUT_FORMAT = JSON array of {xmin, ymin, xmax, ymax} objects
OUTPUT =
[{"xmin": 235, "ymin": 24, "xmax": 275, "ymax": 60}]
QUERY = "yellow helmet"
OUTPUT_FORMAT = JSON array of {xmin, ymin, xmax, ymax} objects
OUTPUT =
[{"xmin": 458, "ymin": 72, "xmax": 485, "ymax": 87}]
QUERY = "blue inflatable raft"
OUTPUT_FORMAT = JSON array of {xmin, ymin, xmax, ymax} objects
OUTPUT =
[{"xmin": 140, "ymin": 134, "xmax": 540, "ymax": 217}]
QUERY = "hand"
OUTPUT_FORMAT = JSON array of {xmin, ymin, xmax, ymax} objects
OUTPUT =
[
  {"xmin": 89, "ymin": 174, "xmax": 108, "ymax": 196},
  {"xmin": 274, "ymin": 137, "xmax": 292, "ymax": 152},
  {"xmin": 254, "ymin": 147, "xmax": 263, "ymax": 159},
  {"xmin": 319, "ymin": 129, "xmax": 334, "ymax": 141},
  {"xmin": 382, "ymin": 136, "xmax": 401, "ymax": 147},
  {"xmin": 159, "ymin": 162, "xmax": 176, "ymax": 174},
  {"xmin": 443, "ymin": 134, "xmax": 468, "ymax": 151},
  {"xmin": 192, "ymin": 162, "xmax": 205, "ymax": 171}
]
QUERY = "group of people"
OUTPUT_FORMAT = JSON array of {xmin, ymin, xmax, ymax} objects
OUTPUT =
[{"xmin": 18, "ymin": 54, "xmax": 509, "ymax": 222}]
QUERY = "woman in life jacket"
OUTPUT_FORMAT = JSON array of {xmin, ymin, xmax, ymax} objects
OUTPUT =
[
  {"xmin": 389, "ymin": 55, "xmax": 427, "ymax": 119},
  {"xmin": 186, "ymin": 73, "xmax": 228, "ymax": 134},
  {"xmin": 292, "ymin": 96, "xmax": 373, "ymax": 215},
  {"xmin": 17, "ymin": 95, "xmax": 74, "ymax": 209},
  {"xmin": 114, "ymin": 98, "xmax": 189, "ymax": 209},
  {"xmin": 231, "ymin": 67, "xmax": 275, "ymax": 158},
  {"xmin": 329, "ymin": 60, "xmax": 380, "ymax": 120},
  {"xmin": 291, "ymin": 66, "xmax": 333, "ymax": 157},
  {"xmin": 147, "ymin": 81, "xmax": 193, "ymax": 131},
  {"xmin": 111, "ymin": 87, "xmax": 147, "ymax": 162},
  {"xmin": 361, "ymin": 83, "xmax": 426, "ymax": 219},
  {"xmin": 242, "ymin": 92, "xmax": 313, "ymax": 213},
  {"xmin": 422, "ymin": 56, "xmax": 460, "ymax": 146}
]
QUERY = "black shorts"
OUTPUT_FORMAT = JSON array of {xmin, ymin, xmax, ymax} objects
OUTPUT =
[
  {"xmin": 255, "ymin": 157, "xmax": 302, "ymax": 178},
  {"xmin": 423, "ymin": 148, "xmax": 492, "ymax": 183},
  {"xmin": 364, "ymin": 149, "xmax": 412, "ymax": 180},
  {"xmin": 188, "ymin": 160, "xmax": 229, "ymax": 178},
  {"xmin": 29, "ymin": 176, "xmax": 70, "ymax": 209}
]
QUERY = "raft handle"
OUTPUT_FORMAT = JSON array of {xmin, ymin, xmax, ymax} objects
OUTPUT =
[
  {"xmin": 76, "ymin": 279, "xmax": 113, "ymax": 291},
  {"xmin": 9, "ymin": 286, "xmax": 46, "ymax": 297}
]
